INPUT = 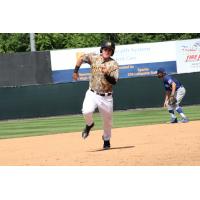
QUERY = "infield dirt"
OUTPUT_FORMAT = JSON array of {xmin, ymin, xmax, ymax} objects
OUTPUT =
[{"xmin": 0, "ymin": 120, "xmax": 200, "ymax": 166}]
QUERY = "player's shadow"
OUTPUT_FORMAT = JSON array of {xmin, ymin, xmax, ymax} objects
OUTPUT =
[{"xmin": 89, "ymin": 145, "xmax": 135, "ymax": 152}]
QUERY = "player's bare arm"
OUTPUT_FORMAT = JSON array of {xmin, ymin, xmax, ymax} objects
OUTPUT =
[
  {"xmin": 73, "ymin": 54, "xmax": 92, "ymax": 81},
  {"xmin": 170, "ymin": 82, "xmax": 176, "ymax": 96},
  {"xmin": 72, "ymin": 55, "xmax": 85, "ymax": 81},
  {"xmin": 164, "ymin": 91, "xmax": 171, "ymax": 107}
]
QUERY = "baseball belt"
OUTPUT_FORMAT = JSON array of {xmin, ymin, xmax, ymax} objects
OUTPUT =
[{"xmin": 90, "ymin": 89, "xmax": 112, "ymax": 96}]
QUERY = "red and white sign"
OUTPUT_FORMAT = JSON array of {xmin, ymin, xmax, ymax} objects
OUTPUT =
[{"xmin": 176, "ymin": 39, "xmax": 200, "ymax": 73}]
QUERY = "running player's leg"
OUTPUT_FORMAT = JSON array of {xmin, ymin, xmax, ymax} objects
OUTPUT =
[
  {"xmin": 82, "ymin": 89, "xmax": 97, "ymax": 125},
  {"xmin": 98, "ymin": 95, "xmax": 113, "ymax": 141}
]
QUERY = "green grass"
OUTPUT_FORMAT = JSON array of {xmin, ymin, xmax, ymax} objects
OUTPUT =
[{"xmin": 0, "ymin": 105, "xmax": 200, "ymax": 139}]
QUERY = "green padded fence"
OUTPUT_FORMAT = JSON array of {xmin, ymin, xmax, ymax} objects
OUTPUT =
[{"xmin": 0, "ymin": 72, "xmax": 199, "ymax": 120}]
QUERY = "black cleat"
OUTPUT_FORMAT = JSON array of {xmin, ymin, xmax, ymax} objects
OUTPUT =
[
  {"xmin": 103, "ymin": 140, "xmax": 110, "ymax": 150},
  {"xmin": 82, "ymin": 123, "xmax": 94, "ymax": 139},
  {"xmin": 170, "ymin": 118, "xmax": 178, "ymax": 123},
  {"xmin": 102, "ymin": 136, "xmax": 110, "ymax": 150}
]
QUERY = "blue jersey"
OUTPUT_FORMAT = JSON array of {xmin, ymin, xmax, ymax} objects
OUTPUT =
[{"xmin": 163, "ymin": 75, "xmax": 182, "ymax": 91}]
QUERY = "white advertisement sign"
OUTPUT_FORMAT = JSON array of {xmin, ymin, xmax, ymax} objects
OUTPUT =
[
  {"xmin": 50, "ymin": 47, "xmax": 99, "ymax": 70},
  {"xmin": 176, "ymin": 39, "xmax": 200, "ymax": 73},
  {"xmin": 50, "ymin": 41, "xmax": 176, "ymax": 71},
  {"xmin": 113, "ymin": 41, "xmax": 176, "ymax": 65}
]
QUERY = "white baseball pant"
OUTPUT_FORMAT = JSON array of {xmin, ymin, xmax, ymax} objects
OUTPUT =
[{"xmin": 82, "ymin": 89, "xmax": 113, "ymax": 141}]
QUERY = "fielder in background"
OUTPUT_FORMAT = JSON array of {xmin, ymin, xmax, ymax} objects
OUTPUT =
[
  {"xmin": 72, "ymin": 41, "xmax": 119, "ymax": 149},
  {"xmin": 157, "ymin": 68, "xmax": 189, "ymax": 123}
]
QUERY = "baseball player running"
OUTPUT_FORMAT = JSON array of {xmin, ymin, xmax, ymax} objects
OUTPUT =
[
  {"xmin": 72, "ymin": 41, "xmax": 119, "ymax": 149},
  {"xmin": 157, "ymin": 68, "xmax": 189, "ymax": 123}
]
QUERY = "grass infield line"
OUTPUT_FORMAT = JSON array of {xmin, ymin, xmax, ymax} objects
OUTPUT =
[{"xmin": 0, "ymin": 105, "xmax": 200, "ymax": 139}]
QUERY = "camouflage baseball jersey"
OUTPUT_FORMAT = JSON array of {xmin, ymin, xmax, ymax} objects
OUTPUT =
[{"xmin": 82, "ymin": 53, "xmax": 119, "ymax": 93}]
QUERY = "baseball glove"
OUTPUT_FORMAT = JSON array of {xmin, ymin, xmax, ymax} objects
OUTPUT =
[{"xmin": 168, "ymin": 96, "xmax": 177, "ymax": 106}]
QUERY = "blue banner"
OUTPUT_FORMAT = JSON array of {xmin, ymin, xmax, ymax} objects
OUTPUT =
[
  {"xmin": 119, "ymin": 61, "xmax": 177, "ymax": 78},
  {"xmin": 52, "ymin": 61, "xmax": 177, "ymax": 83}
]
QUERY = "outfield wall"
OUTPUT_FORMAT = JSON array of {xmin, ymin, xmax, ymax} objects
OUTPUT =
[
  {"xmin": 0, "ymin": 72, "xmax": 199, "ymax": 120},
  {"xmin": 0, "ymin": 51, "xmax": 52, "ymax": 87}
]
